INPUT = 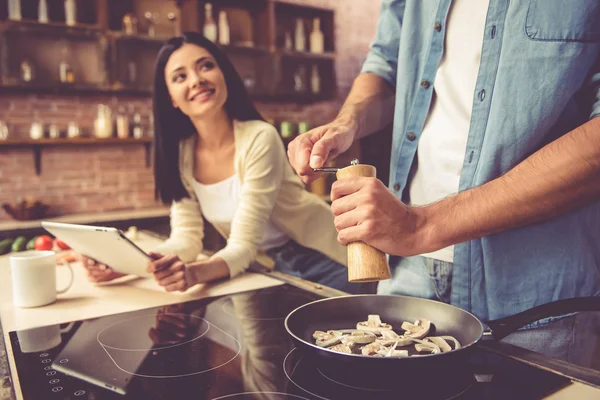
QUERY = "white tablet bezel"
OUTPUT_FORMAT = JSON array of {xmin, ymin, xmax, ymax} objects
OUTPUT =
[{"xmin": 41, "ymin": 221, "xmax": 152, "ymax": 277}]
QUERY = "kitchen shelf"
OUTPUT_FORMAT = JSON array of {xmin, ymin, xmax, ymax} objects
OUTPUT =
[
  {"xmin": 0, "ymin": 137, "xmax": 153, "ymax": 175},
  {"xmin": 0, "ymin": 82, "xmax": 151, "ymax": 96},
  {"xmin": 107, "ymin": 31, "xmax": 171, "ymax": 43},
  {"xmin": 0, "ymin": 0, "xmax": 337, "ymax": 101},
  {"xmin": 0, "ymin": 19, "xmax": 102, "ymax": 35},
  {"xmin": 221, "ymin": 44, "xmax": 271, "ymax": 56},
  {"xmin": 278, "ymin": 49, "xmax": 336, "ymax": 60}
]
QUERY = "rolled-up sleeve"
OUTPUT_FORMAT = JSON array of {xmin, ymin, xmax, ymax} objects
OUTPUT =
[
  {"xmin": 586, "ymin": 55, "xmax": 600, "ymax": 120},
  {"xmin": 360, "ymin": 0, "xmax": 406, "ymax": 88}
]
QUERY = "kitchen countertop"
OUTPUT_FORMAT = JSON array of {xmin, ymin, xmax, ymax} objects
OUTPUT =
[
  {"xmin": 1, "ymin": 232, "xmax": 599, "ymax": 399},
  {"xmin": 0, "ymin": 231, "xmax": 284, "ymax": 400}
]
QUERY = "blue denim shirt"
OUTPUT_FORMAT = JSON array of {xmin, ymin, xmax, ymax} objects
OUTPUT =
[{"xmin": 361, "ymin": 0, "xmax": 600, "ymax": 321}]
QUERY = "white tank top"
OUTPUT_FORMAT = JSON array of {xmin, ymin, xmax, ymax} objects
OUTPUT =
[
  {"xmin": 191, "ymin": 174, "xmax": 289, "ymax": 250},
  {"xmin": 408, "ymin": 0, "xmax": 489, "ymax": 262}
]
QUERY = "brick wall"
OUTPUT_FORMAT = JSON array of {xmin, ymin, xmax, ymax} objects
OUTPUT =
[{"xmin": 0, "ymin": 0, "xmax": 382, "ymax": 220}]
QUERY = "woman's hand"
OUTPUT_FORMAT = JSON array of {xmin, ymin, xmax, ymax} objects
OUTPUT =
[
  {"xmin": 147, "ymin": 253, "xmax": 230, "ymax": 292},
  {"xmin": 80, "ymin": 255, "xmax": 125, "ymax": 283},
  {"xmin": 148, "ymin": 304, "xmax": 193, "ymax": 345}
]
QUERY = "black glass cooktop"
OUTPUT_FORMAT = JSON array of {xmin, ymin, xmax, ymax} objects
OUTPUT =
[{"xmin": 8, "ymin": 285, "xmax": 576, "ymax": 399}]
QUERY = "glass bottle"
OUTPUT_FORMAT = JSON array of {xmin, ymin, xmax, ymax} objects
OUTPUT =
[
  {"xmin": 203, "ymin": 3, "xmax": 217, "ymax": 42},
  {"xmin": 293, "ymin": 66, "xmax": 306, "ymax": 93},
  {"xmin": 20, "ymin": 60, "xmax": 34, "ymax": 82},
  {"xmin": 8, "ymin": 0, "xmax": 22, "ymax": 21},
  {"xmin": 132, "ymin": 113, "xmax": 143, "ymax": 139},
  {"xmin": 122, "ymin": 13, "xmax": 138, "ymax": 35},
  {"xmin": 218, "ymin": 10, "xmax": 230, "ymax": 45},
  {"xmin": 94, "ymin": 105, "xmax": 113, "ymax": 139},
  {"xmin": 64, "ymin": 0, "xmax": 77, "ymax": 26},
  {"xmin": 59, "ymin": 46, "xmax": 74, "ymax": 84},
  {"xmin": 311, "ymin": 64, "xmax": 320, "ymax": 94},
  {"xmin": 116, "ymin": 107, "xmax": 130, "ymax": 139},
  {"xmin": 309, "ymin": 18, "xmax": 325, "ymax": 53},
  {"xmin": 284, "ymin": 31, "xmax": 293, "ymax": 50},
  {"xmin": 294, "ymin": 18, "xmax": 306, "ymax": 52},
  {"xmin": 38, "ymin": 0, "xmax": 49, "ymax": 23},
  {"xmin": 0, "ymin": 121, "xmax": 9, "ymax": 141},
  {"xmin": 168, "ymin": 12, "xmax": 179, "ymax": 36}
]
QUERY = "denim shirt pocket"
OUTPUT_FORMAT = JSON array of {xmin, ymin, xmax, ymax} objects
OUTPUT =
[{"xmin": 525, "ymin": 0, "xmax": 600, "ymax": 42}]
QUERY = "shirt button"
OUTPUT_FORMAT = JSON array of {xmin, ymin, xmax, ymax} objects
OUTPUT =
[
  {"xmin": 420, "ymin": 80, "xmax": 430, "ymax": 89},
  {"xmin": 393, "ymin": 184, "xmax": 400, "ymax": 191},
  {"xmin": 407, "ymin": 132, "xmax": 416, "ymax": 141},
  {"xmin": 479, "ymin": 89, "xmax": 486, "ymax": 101},
  {"xmin": 435, "ymin": 23, "xmax": 442, "ymax": 32}
]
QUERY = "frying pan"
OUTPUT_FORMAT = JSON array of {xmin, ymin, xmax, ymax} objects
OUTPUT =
[{"xmin": 284, "ymin": 295, "xmax": 600, "ymax": 372}]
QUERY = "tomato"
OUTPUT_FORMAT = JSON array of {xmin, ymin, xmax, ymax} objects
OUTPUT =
[
  {"xmin": 34, "ymin": 235, "xmax": 53, "ymax": 251},
  {"xmin": 54, "ymin": 238, "xmax": 71, "ymax": 250}
]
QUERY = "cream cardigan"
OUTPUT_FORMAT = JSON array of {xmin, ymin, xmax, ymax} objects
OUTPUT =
[{"xmin": 154, "ymin": 119, "xmax": 347, "ymax": 278}]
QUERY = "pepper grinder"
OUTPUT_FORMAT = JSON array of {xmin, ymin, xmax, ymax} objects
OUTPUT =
[{"xmin": 314, "ymin": 159, "xmax": 392, "ymax": 282}]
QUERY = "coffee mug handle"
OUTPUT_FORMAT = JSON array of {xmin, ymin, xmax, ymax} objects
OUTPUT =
[
  {"xmin": 60, "ymin": 321, "xmax": 76, "ymax": 333},
  {"xmin": 56, "ymin": 259, "xmax": 74, "ymax": 294}
]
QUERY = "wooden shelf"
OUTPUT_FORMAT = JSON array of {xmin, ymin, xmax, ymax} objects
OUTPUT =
[
  {"xmin": 0, "ymin": 138, "xmax": 153, "ymax": 175},
  {"xmin": 278, "ymin": 49, "xmax": 336, "ymax": 60},
  {"xmin": 0, "ymin": 19, "xmax": 102, "ymax": 33},
  {"xmin": 0, "ymin": 20, "xmax": 102, "ymax": 38},
  {"xmin": 0, "ymin": 1, "xmax": 337, "ymax": 103},
  {"xmin": 221, "ymin": 44, "xmax": 271, "ymax": 56},
  {"xmin": 108, "ymin": 31, "xmax": 171, "ymax": 43},
  {"xmin": 0, "ymin": 82, "xmax": 151, "ymax": 97},
  {"xmin": 0, "ymin": 138, "xmax": 152, "ymax": 146}
]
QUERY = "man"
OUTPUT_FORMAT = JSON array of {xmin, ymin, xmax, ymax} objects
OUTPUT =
[{"xmin": 287, "ymin": 0, "xmax": 600, "ymax": 366}]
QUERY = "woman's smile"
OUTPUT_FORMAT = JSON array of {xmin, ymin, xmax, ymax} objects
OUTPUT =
[{"xmin": 189, "ymin": 88, "xmax": 216, "ymax": 103}]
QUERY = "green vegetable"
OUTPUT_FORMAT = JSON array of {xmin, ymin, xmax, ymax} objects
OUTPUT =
[
  {"xmin": 26, "ymin": 236, "xmax": 37, "ymax": 250},
  {"xmin": 0, "ymin": 238, "xmax": 14, "ymax": 255},
  {"xmin": 11, "ymin": 236, "xmax": 27, "ymax": 252}
]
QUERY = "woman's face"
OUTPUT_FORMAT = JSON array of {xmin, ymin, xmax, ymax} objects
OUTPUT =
[{"xmin": 164, "ymin": 43, "xmax": 228, "ymax": 119}]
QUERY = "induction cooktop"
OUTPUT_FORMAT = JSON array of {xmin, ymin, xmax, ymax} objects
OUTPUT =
[{"xmin": 7, "ymin": 284, "xmax": 580, "ymax": 399}]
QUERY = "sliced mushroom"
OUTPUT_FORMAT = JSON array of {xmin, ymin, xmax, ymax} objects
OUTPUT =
[
  {"xmin": 415, "ymin": 342, "xmax": 441, "ymax": 354},
  {"xmin": 436, "ymin": 335, "xmax": 461, "ymax": 350},
  {"xmin": 342, "ymin": 332, "xmax": 377, "ymax": 344},
  {"xmin": 329, "ymin": 343, "xmax": 353, "ymax": 354},
  {"xmin": 425, "ymin": 336, "xmax": 452, "ymax": 353},
  {"xmin": 356, "ymin": 314, "xmax": 393, "ymax": 334},
  {"xmin": 401, "ymin": 318, "xmax": 431, "ymax": 339},
  {"xmin": 361, "ymin": 341, "xmax": 383, "ymax": 356},
  {"xmin": 380, "ymin": 330, "xmax": 399, "ymax": 339},
  {"xmin": 327, "ymin": 329, "xmax": 360, "ymax": 336},
  {"xmin": 316, "ymin": 336, "xmax": 342, "ymax": 348},
  {"xmin": 312, "ymin": 330, "xmax": 330, "ymax": 340}
]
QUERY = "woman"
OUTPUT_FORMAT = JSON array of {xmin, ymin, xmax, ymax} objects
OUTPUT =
[{"xmin": 84, "ymin": 32, "xmax": 373, "ymax": 295}]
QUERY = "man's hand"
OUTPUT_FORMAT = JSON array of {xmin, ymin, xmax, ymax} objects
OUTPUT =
[
  {"xmin": 81, "ymin": 255, "xmax": 125, "ymax": 283},
  {"xmin": 331, "ymin": 177, "xmax": 434, "ymax": 256},
  {"xmin": 287, "ymin": 118, "xmax": 357, "ymax": 184}
]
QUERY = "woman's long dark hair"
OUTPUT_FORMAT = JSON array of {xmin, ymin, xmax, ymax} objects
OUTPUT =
[{"xmin": 153, "ymin": 32, "xmax": 264, "ymax": 204}]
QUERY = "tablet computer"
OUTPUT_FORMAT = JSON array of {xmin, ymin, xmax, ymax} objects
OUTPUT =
[{"xmin": 42, "ymin": 221, "xmax": 152, "ymax": 277}]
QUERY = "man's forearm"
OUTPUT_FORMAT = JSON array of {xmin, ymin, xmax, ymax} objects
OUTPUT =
[
  {"xmin": 337, "ymin": 73, "xmax": 396, "ymax": 140},
  {"xmin": 425, "ymin": 118, "xmax": 600, "ymax": 250}
]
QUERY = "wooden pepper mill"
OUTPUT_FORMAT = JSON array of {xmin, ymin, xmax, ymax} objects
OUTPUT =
[{"xmin": 315, "ymin": 159, "xmax": 392, "ymax": 282}]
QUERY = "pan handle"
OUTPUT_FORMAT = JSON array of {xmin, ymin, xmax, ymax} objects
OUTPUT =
[{"xmin": 486, "ymin": 296, "xmax": 600, "ymax": 341}]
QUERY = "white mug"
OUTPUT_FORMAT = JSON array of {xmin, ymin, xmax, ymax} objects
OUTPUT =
[
  {"xmin": 17, "ymin": 322, "xmax": 75, "ymax": 353},
  {"xmin": 10, "ymin": 250, "xmax": 74, "ymax": 308}
]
